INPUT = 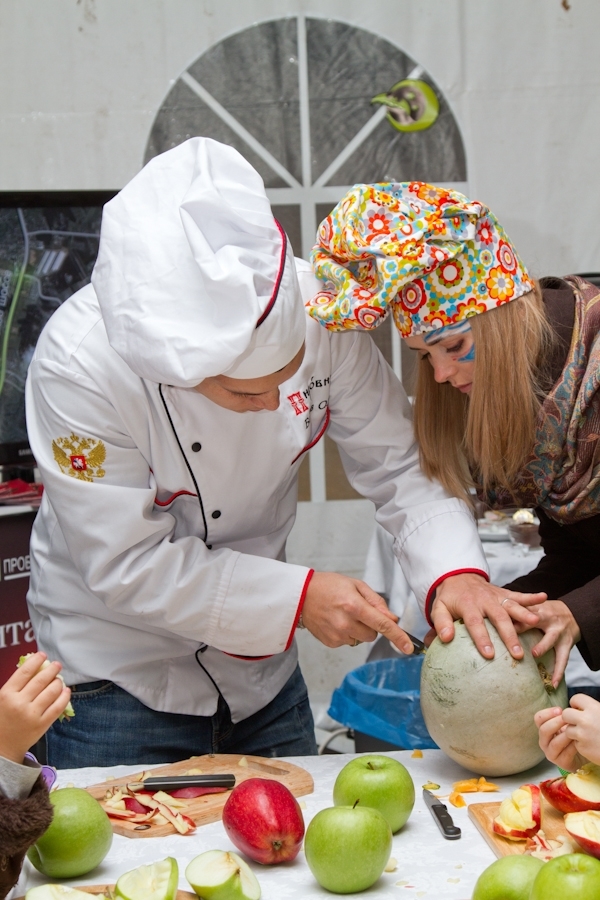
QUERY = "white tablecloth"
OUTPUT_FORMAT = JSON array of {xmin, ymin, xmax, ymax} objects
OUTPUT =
[
  {"xmin": 363, "ymin": 522, "xmax": 600, "ymax": 688},
  {"xmin": 12, "ymin": 751, "xmax": 559, "ymax": 900}
]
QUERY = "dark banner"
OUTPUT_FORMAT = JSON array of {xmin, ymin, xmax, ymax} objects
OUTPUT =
[{"xmin": 0, "ymin": 510, "xmax": 37, "ymax": 683}]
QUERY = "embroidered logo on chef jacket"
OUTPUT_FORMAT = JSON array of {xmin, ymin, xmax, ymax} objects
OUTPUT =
[
  {"xmin": 52, "ymin": 434, "xmax": 106, "ymax": 481},
  {"xmin": 287, "ymin": 391, "xmax": 309, "ymax": 415}
]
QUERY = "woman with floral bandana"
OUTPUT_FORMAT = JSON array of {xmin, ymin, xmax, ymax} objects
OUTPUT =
[{"xmin": 307, "ymin": 181, "xmax": 600, "ymax": 688}]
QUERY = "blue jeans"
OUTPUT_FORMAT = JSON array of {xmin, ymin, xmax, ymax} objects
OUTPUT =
[{"xmin": 47, "ymin": 664, "xmax": 317, "ymax": 768}]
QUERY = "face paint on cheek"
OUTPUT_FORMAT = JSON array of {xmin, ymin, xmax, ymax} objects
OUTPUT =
[{"xmin": 458, "ymin": 342, "xmax": 475, "ymax": 363}]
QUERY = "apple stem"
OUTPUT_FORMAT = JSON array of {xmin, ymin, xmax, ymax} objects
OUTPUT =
[
  {"xmin": 353, "ymin": 800, "xmax": 360, "ymax": 809},
  {"xmin": 367, "ymin": 763, "xmax": 375, "ymax": 770}
]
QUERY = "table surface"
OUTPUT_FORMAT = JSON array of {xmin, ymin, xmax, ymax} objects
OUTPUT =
[{"xmin": 12, "ymin": 751, "xmax": 559, "ymax": 900}]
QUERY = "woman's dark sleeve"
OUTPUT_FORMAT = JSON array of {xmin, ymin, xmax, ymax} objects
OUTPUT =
[
  {"xmin": 0, "ymin": 774, "xmax": 53, "ymax": 899},
  {"xmin": 503, "ymin": 508, "xmax": 600, "ymax": 671}
]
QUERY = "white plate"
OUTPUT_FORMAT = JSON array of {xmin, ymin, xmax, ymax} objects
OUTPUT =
[{"xmin": 477, "ymin": 522, "xmax": 510, "ymax": 542}]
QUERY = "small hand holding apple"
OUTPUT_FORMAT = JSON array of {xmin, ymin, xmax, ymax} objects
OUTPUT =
[
  {"xmin": 0, "ymin": 651, "xmax": 72, "ymax": 764},
  {"xmin": 302, "ymin": 571, "xmax": 415, "ymax": 653},
  {"xmin": 535, "ymin": 704, "xmax": 589, "ymax": 773},
  {"xmin": 560, "ymin": 693, "xmax": 600, "ymax": 766}
]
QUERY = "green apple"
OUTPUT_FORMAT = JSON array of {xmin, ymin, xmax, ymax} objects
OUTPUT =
[
  {"xmin": 472, "ymin": 855, "xmax": 544, "ymax": 900},
  {"xmin": 333, "ymin": 754, "xmax": 415, "ymax": 833},
  {"xmin": 26, "ymin": 888, "xmax": 109, "ymax": 900},
  {"xmin": 304, "ymin": 803, "xmax": 392, "ymax": 894},
  {"xmin": 115, "ymin": 857, "xmax": 178, "ymax": 900},
  {"xmin": 530, "ymin": 853, "xmax": 600, "ymax": 900},
  {"xmin": 186, "ymin": 850, "xmax": 261, "ymax": 900},
  {"xmin": 27, "ymin": 787, "xmax": 112, "ymax": 878}
]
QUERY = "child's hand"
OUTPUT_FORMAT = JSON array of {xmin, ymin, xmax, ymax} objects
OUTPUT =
[
  {"xmin": 561, "ymin": 694, "xmax": 600, "ymax": 767},
  {"xmin": 0, "ymin": 651, "xmax": 72, "ymax": 764},
  {"xmin": 534, "ymin": 705, "xmax": 587, "ymax": 772}
]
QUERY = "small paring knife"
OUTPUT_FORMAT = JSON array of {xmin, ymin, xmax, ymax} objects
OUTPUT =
[
  {"xmin": 423, "ymin": 789, "xmax": 461, "ymax": 840},
  {"xmin": 128, "ymin": 774, "xmax": 236, "ymax": 792},
  {"xmin": 405, "ymin": 632, "xmax": 426, "ymax": 654}
]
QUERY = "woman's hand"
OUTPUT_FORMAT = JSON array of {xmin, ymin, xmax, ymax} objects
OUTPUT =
[
  {"xmin": 431, "ymin": 572, "xmax": 546, "ymax": 660},
  {"xmin": 0, "ymin": 651, "xmax": 71, "ymax": 764},
  {"xmin": 534, "ymin": 705, "xmax": 586, "ymax": 772},
  {"xmin": 516, "ymin": 600, "xmax": 581, "ymax": 686}
]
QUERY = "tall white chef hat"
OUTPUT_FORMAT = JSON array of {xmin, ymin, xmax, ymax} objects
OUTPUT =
[{"xmin": 92, "ymin": 137, "xmax": 306, "ymax": 386}]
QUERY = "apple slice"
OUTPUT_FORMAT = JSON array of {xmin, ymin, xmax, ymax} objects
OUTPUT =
[
  {"xmin": 17, "ymin": 655, "xmax": 75, "ymax": 721},
  {"xmin": 541, "ymin": 763, "xmax": 600, "ymax": 813},
  {"xmin": 493, "ymin": 784, "xmax": 541, "ymax": 840},
  {"xmin": 115, "ymin": 857, "xmax": 178, "ymax": 900},
  {"xmin": 186, "ymin": 849, "xmax": 261, "ymax": 900},
  {"xmin": 26, "ymin": 888, "xmax": 108, "ymax": 899},
  {"xmin": 565, "ymin": 810, "xmax": 600, "ymax": 859}
]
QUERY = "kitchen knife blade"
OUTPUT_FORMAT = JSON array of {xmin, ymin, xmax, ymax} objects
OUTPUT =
[
  {"xmin": 423, "ymin": 789, "xmax": 461, "ymax": 839},
  {"xmin": 129, "ymin": 774, "xmax": 236, "ymax": 792},
  {"xmin": 405, "ymin": 632, "xmax": 426, "ymax": 654}
]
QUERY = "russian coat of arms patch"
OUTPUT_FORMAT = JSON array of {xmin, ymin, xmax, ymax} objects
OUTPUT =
[{"xmin": 52, "ymin": 434, "xmax": 107, "ymax": 482}]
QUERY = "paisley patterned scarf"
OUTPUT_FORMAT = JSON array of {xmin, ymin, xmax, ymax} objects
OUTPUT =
[{"xmin": 486, "ymin": 276, "xmax": 600, "ymax": 524}]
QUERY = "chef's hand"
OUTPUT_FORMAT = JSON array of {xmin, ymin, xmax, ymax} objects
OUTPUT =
[
  {"xmin": 431, "ymin": 573, "xmax": 545, "ymax": 662},
  {"xmin": 516, "ymin": 600, "xmax": 581, "ymax": 687},
  {"xmin": 301, "ymin": 571, "xmax": 415, "ymax": 654},
  {"xmin": 534, "ymin": 704, "xmax": 588, "ymax": 772}
]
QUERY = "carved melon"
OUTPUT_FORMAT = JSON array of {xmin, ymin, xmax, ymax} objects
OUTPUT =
[{"xmin": 420, "ymin": 623, "xmax": 568, "ymax": 777}]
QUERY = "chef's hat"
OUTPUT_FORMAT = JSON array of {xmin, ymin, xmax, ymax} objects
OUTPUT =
[{"xmin": 92, "ymin": 138, "xmax": 306, "ymax": 386}]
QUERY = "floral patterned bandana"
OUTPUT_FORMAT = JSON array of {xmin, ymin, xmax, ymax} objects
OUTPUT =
[{"xmin": 308, "ymin": 182, "xmax": 535, "ymax": 338}]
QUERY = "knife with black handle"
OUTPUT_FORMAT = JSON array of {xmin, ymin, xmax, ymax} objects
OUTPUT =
[
  {"xmin": 129, "ymin": 774, "xmax": 236, "ymax": 792},
  {"xmin": 423, "ymin": 789, "xmax": 461, "ymax": 839}
]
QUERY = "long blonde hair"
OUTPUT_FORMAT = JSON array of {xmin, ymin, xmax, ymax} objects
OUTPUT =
[{"xmin": 412, "ymin": 285, "xmax": 556, "ymax": 504}]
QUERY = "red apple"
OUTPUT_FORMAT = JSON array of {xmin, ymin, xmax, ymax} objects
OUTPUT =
[
  {"xmin": 222, "ymin": 778, "xmax": 304, "ymax": 865},
  {"xmin": 541, "ymin": 764, "xmax": 600, "ymax": 814},
  {"xmin": 493, "ymin": 784, "xmax": 541, "ymax": 840},
  {"xmin": 565, "ymin": 810, "xmax": 600, "ymax": 859}
]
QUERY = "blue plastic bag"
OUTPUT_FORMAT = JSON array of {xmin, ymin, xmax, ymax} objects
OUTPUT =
[{"xmin": 328, "ymin": 655, "xmax": 438, "ymax": 750}]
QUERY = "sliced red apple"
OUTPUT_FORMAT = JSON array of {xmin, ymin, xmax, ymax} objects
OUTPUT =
[
  {"xmin": 493, "ymin": 783, "xmax": 541, "ymax": 841},
  {"xmin": 541, "ymin": 763, "xmax": 600, "ymax": 814},
  {"xmin": 169, "ymin": 785, "xmax": 228, "ymax": 799},
  {"xmin": 564, "ymin": 809, "xmax": 600, "ymax": 859}
]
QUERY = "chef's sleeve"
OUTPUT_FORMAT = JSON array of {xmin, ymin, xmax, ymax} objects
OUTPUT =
[
  {"xmin": 326, "ymin": 331, "xmax": 489, "ymax": 619},
  {"xmin": 26, "ymin": 360, "xmax": 311, "ymax": 657}
]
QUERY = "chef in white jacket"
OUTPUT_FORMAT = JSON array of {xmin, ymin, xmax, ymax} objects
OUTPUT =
[{"xmin": 25, "ymin": 138, "xmax": 541, "ymax": 767}]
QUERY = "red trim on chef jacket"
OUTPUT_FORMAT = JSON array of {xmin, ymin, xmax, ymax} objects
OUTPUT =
[
  {"xmin": 285, "ymin": 568, "xmax": 314, "ymax": 651},
  {"xmin": 291, "ymin": 409, "xmax": 331, "ymax": 465},
  {"xmin": 425, "ymin": 568, "xmax": 489, "ymax": 627},
  {"xmin": 256, "ymin": 220, "xmax": 287, "ymax": 327},
  {"xmin": 154, "ymin": 489, "xmax": 197, "ymax": 507},
  {"xmin": 223, "ymin": 568, "xmax": 315, "ymax": 660}
]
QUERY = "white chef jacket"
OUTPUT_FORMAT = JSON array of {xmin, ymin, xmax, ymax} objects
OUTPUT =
[{"xmin": 25, "ymin": 260, "xmax": 488, "ymax": 721}]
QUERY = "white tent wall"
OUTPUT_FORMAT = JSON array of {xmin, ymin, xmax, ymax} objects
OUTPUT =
[
  {"xmin": 1, "ymin": 0, "xmax": 599, "ymax": 740},
  {"xmin": 1, "ymin": 0, "xmax": 599, "ymax": 274}
]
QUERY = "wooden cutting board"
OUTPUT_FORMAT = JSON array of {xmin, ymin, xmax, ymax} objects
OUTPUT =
[
  {"xmin": 468, "ymin": 796, "xmax": 568, "ymax": 857},
  {"xmin": 16, "ymin": 888, "xmax": 195, "ymax": 899},
  {"xmin": 86, "ymin": 754, "xmax": 314, "ymax": 839}
]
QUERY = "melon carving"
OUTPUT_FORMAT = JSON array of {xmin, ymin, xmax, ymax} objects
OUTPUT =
[{"xmin": 420, "ymin": 623, "xmax": 568, "ymax": 777}]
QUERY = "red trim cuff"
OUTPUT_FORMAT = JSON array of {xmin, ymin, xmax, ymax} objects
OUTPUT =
[
  {"xmin": 285, "ymin": 568, "xmax": 315, "ymax": 650},
  {"xmin": 425, "ymin": 568, "xmax": 489, "ymax": 627}
]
